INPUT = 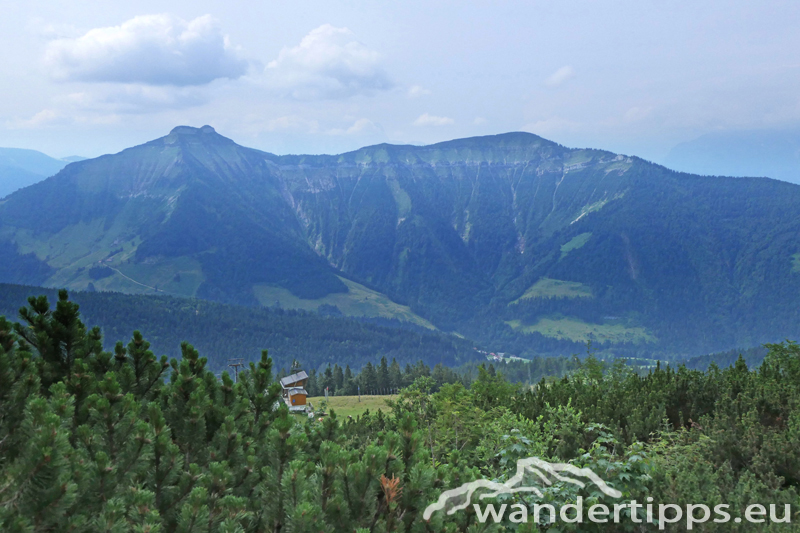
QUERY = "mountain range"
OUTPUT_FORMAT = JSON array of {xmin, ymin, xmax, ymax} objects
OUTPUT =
[
  {"xmin": 664, "ymin": 127, "xmax": 800, "ymax": 184},
  {"xmin": 1, "ymin": 125, "xmax": 798, "ymax": 357},
  {"xmin": 0, "ymin": 147, "xmax": 86, "ymax": 199}
]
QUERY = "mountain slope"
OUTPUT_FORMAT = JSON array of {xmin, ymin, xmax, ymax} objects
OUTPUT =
[{"xmin": 1, "ymin": 126, "xmax": 799, "ymax": 356}]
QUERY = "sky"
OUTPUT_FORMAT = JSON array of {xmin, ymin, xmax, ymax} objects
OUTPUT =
[{"xmin": 1, "ymin": 0, "xmax": 799, "ymax": 162}]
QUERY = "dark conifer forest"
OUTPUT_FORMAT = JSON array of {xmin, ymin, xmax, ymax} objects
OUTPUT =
[{"xmin": 0, "ymin": 284, "xmax": 479, "ymax": 373}]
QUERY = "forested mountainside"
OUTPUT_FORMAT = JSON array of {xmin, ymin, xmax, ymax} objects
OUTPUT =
[
  {"xmin": 0, "ymin": 284, "xmax": 478, "ymax": 373},
  {"xmin": 680, "ymin": 345, "xmax": 769, "ymax": 371},
  {"xmin": 1, "ymin": 125, "xmax": 799, "ymax": 356}
]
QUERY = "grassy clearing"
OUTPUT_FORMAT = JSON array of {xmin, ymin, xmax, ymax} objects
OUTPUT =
[
  {"xmin": 512, "ymin": 277, "xmax": 592, "ymax": 304},
  {"xmin": 387, "ymin": 178, "xmax": 412, "ymax": 218},
  {"xmin": 601, "ymin": 159, "xmax": 633, "ymax": 174},
  {"xmin": 305, "ymin": 395, "xmax": 394, "ymax": 417},
  {"xmin": 114, "ymin": 257, "xmax": 205, "ymax": 297},
  {"xmin": 253, "ymin": 277, "xmax": 436, "ymax": 330},
  {"xmin": 563, "ymin": 150, "xmax": 594, "ymax": 166},
  {"xmin": 506, "ymin": 316, "xmax": 656, "ymax": 344},
  {"xmin": 560, "ymin": 232, "xmax": 592, "ymax": 258}
]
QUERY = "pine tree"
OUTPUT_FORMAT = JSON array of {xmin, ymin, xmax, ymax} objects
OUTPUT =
[
  {"xmin": 115, "ymin": 330, "xmax": 169, "ymax": 400},
  {"xmin": 0, "ymin": 383, "xmax": 78, "ymax": 531},
  {"xmin": 333, "ymin": 364, "xmax": 344, "ymax": 393},
  {"xmin": 342, "ymin": 365, "xmax": 357, "ymax": 395},
  {"xmin": 388, "ymin": 358, "xmax": 402, "ymax": 390},
  {"xmin": 377, "ymin": 357, "xmax": 390, "ymax": 391},
  {"xmin": 321, "ymin": 365, "xmax": 334, "ymax": 395},
  {"xmin": 360, "ymin": 362, "xmax": 378, "ymax": 394},
  {"xmin": 306, "ymin": 369, "xmax": 319, "ymax": 396}
]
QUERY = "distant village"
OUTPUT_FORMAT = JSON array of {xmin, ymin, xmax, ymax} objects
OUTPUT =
[{"xmin": 473, "ymin": 347, "xmax": 529, "ymax": 363}]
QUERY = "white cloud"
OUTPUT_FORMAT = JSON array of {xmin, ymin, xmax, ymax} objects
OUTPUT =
[
  {"xmin": 413, "ymin": 113, "xmax": 454, "ymax": 127},
  {"xmin": 327, "ymin": 118, "xmax": 379, "ymax": 135},
  {"xmin": 44, "ymin": 14, "xmax": 248, "ymax": 86},
  {"xmin": 544, "ymin": 65, "xmax": 575, "ymax": 87},
  {"xmin": 7, "ymin": 84, "xmax": 209, "ymax": 129},
  {"xmin": 241, "ymin": 115, "xmax": 320, "ymax": 135},
  {"xmin": 473, "ymin": 117, "xmax": 488, "ymax": 125},
  {"xmin": 7, "ymin": 109, "xmax": 72, "ymax": 129},
  {"xmin": 266, "ymin": 24, "xmax": 393, "ymax": 100},
  {"xmin": 407, "ymin": 85, "xmax": 431, "ymax": 98},
  {"xmin": 623, "ymin": 106, "xmax": 653, "ymax": 122},
  {"xmin": 62, "ymin": 85, "xmax": 208, "ymax": 114}
]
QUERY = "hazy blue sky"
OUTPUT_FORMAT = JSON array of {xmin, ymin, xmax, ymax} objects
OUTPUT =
[{"xmin": 1, "ymin": 0, "xmax": 799, "ymax": 162}]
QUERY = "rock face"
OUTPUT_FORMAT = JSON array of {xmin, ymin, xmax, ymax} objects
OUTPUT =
[{"xmin": 2, "ymin": 126, "xmax": 800, "ymax": 356}]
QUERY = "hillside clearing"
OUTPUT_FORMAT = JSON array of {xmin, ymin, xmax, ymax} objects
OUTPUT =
[
  {"xmin": 253, "ymin": 277, "xmax": 436, "ymax": 329},
  {"xmin": 506, "ymin": 316, "xmax": 656, "ymax": 344},
  {"xmin": 512, "ymin": 277, "xmax": 592, "ymax": 303}
]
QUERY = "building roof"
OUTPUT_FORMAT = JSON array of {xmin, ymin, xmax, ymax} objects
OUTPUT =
[
  {"xmin": 287, "ymin": 388, "xmax": 308, "ymax": 396},
  {"xmin": 280, "ymin": 371, "xmax": 308, "ymax": 388}
]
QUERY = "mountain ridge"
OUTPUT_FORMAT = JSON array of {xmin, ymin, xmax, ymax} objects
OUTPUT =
[{"xmin": 1, "ymin": 126, "xmax": 799, "ymax": 356}]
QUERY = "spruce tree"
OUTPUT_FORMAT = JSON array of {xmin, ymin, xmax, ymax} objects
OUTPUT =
[
  {"xmin": 360, "ymin": 362, "xmax": 378, "ymax": 394},
  {"xmin": 388, "ymin": 358, "xmax": 402, "ymax": 390},
  {"xmin": 333, "ymin": 364, "xmax": 344, "ymax": 393},
  {"xmin": 377, "ymin": 357, "xmax": 390, "ymax": 391},
  {"xmin": 342, "ymin": 365, "xmax": 356, "ymax": 395},
  {"xmin": 321, "ymin": 365, "xmax": 334, "ymax": 395}
]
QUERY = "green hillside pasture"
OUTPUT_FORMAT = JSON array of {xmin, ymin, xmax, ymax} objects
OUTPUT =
[
  {"xmin": 253, "ymin": 277, "xmax": 436, "ymax": 330},
  {"xmin": 512, "ymin": 277, "xmax": 592, "ymax": 304},
  {"xmin": 506, "ymin": 316, "xmax": 656, "ymax": 345},
  {"xmin": 306, "ymin": 395, "xmax": 393, "ymax": 417},
  {"xmin": 110, "ymin": 257, "xmax": 205, "ymax": 297},
  {"xmin": 560, "ymin": 232, "xmax": 592, "ymax": 258},
  {"xmin": 45, "ymin": 255, "xmax": 205, "ymax": 298}
]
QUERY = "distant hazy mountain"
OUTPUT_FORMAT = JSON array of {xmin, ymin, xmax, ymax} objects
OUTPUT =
[
  {"xmin": 664, "ymin": 128, "xmax": 800, "ymax": 184},
  {"xmin": 0, "ymin": 147, "xmax": 76, "ymax": 198},
  {"xmin": 61, "ymin": 155, "xmax": 88, "ymax": 163},
  {"xmin": 1, "ymin": 125, "xmax": 799, "ymax": 357}
]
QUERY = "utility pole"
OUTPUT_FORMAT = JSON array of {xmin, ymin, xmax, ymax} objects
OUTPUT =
[{"xmin": 227, "ymin": 358, "xmax": 245, "ymax": 383}]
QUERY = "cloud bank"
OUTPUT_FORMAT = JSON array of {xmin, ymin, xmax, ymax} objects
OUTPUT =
[
  {"xmin": 266, "ymin": 24, "xmax": 393, "ymax": 100},
  {"xmin": 44, "ymin": 14, "xmax": 248, "ymax": 86}
]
